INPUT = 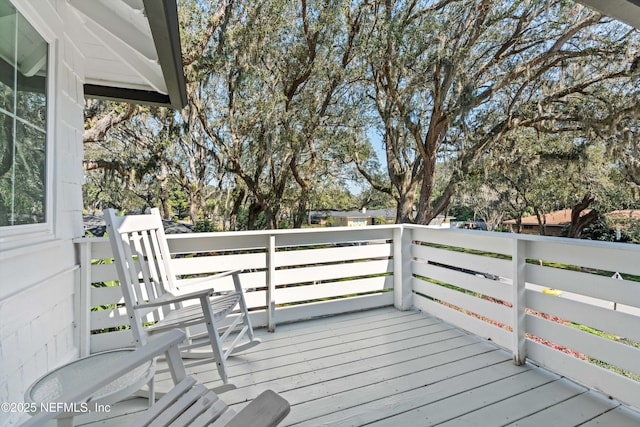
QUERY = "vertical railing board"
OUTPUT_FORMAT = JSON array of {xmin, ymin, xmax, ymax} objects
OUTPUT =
[
  {"xmin": 393, "ymin": 227, "xmax": 413, "ymax": 310},
  {"xmin": 267, "ymin": 234, "xmax": 276, "ymax": 332},
  {"xmin": 78, "ymin": 241, "xmax": 92, "ymax": 357},
  {"xmin": 512, "ymin": 238, "xmax": 526, "ymax": 365}
]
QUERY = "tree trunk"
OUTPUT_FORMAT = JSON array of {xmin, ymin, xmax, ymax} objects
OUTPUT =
[
  {"xmin": 229, "ymin": 188, "xmax": 245, "ymax": 231},
  {"xmin": 567, "ymin": 194, "xmax": 597, "ymax": 238}
]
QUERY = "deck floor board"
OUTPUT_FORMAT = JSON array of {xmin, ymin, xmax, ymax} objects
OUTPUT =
[{"xmin": 71, "ymin": 307, "xmax": 640, "ymax": 427}]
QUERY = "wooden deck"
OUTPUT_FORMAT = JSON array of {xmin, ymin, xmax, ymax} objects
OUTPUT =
[{"xmin": 71, "ymin": 307, "xmax": 640, "ymax": 427}]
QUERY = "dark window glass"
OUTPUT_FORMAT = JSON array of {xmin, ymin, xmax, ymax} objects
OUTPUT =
[{"xmin": 0, "ymin": 0, "xmax": 48, "ymax": 227}]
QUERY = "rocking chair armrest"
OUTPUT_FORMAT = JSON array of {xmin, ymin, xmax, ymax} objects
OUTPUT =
[
  {"xmin": 174, "ymin": 269, "xmax": 242, "ymax": 293},
  {"xmin": 212, "ymin": 290, "xmax": 236, "ymax": 297},
  {"xmin": 226, "ymin": 389, "xmax": 291, "ymax": 427},
  {"xmin": 134, "ymin": 289, "xmax": 214, "ymax": 310}
]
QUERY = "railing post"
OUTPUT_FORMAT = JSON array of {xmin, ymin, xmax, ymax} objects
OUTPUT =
[
  {"xmin": 512, "ymin": 237, "xmax": 527, "ymax": 365},
  {"xmin": 267, "ymin": 234, "xmax": 276, "ymax": 332},
  {"xmin": 77, "ymin": 240, "xmax": 92, "ymax": 357},
  {"xmin": 393, "ymin": 226, "xmax": 413, "ymax": 310}
]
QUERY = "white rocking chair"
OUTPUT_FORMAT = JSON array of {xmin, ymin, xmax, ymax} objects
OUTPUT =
[{"xmin": 103, "ymin": 208, "xmax": 260, "ymax": 385}]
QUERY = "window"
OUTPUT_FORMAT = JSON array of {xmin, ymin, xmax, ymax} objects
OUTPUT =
[{"xmin": 0, "ymin": 0, "xmax": 48, "ymax": 227}]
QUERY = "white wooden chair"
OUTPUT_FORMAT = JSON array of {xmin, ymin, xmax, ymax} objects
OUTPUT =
[
  {"xmin": 21, "ymin": 330, "xmax": 290, "ymax": 427},
  {"xmin": 103, "ymin": 208, "xmax": 260, "ymax": 385}
]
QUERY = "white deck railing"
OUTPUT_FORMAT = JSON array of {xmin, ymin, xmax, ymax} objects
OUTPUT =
[
  {"xmin": 75, "ymin": 226, "xmax": 399, "ymax": 354},
  {"xmin": 75, "ymin": 224, "xmax": 640, "ymax": 410}
]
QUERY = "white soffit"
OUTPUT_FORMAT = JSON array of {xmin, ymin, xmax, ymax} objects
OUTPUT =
[
  {"xmin": 577, "ymin": 0, "xmax": 640, "ymax": 29},
  {"xmin": 67, "ymin": 0, "xmax": 167, "ymax": 95}
]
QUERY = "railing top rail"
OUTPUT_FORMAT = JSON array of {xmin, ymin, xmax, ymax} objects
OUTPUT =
[
  {"xmin": 167, "ymin": 224, "xmax": 402, "ymax": 240},
  {"xmin": 75, "ymin": 224, "xmax": 640, "ymax": 255},
  {"xmin": 405, "ymin": 224, "xmax": 640, "ymax": 252}
]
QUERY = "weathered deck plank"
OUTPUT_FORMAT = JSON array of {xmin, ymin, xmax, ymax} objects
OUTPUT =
[{"xmin": 70, "ymin": 307, "xmax": 640, "ymax": 427}]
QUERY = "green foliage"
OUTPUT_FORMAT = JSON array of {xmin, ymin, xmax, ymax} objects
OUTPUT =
[
  {"xmin": 373, "ymin": 216, "xmax": 387, "ymax": 225},
  {"xmin": 81, "ymin": 0, "xmax": 640, "ymax": 237},
  {"xmin": 582, "ymin": 217, "xmax": 640, "ymax": 244},
  {"xmin": 193, "ymin": 219, "xmax": 217, "ymax": 233}
]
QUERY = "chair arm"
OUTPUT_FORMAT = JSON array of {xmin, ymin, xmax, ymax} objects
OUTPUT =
[
  {"xmin": 20, "ymin": 330, "xmax": 187, "ymax": 427},
  {"xmin": 134, "ymin": 288, "xmax": 214, "ymax": 309},
  {"xmin": 226, "ymin": 390, "xmax": 290, "ymax": 427},
  {"xmin": 174, "ymin": 269, "xmax": 242, "ymax": 293}
]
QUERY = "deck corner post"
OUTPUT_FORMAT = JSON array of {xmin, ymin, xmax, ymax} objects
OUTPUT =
[
  {"xmin": 512, "ymin": 237, "xmax": 527, "ymax": 365},
  {"xmin": 394, "ymin": 225, "xmax": 413, "ymax": 311},
  {"xmin": 76, "ymin": 240, "xmax": 92, "ymax": 357},
  {"xmin": 267, "ymin": 234, "xmax": 276, "ymax": 332}
]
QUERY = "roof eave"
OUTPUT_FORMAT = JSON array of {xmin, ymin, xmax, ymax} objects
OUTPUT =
[
  {"xmin": 143, "ymin": 0, "xmax": 187, "ymax": 109},
  {"xmin": 83, "ymin": 84, "xmax": 173, "ymax": 107},
  {"xmin": 83, "ymin": 0, "xmax": 187, "ymax": 109},
  {"xmin": 577, "ymin": 0, "xmax": 640, "ymax": 29}
]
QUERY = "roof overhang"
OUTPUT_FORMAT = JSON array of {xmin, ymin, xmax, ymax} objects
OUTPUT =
[
  {"xmin": 68, "ymin": 0, "xmax": 187, "ymax": 109},
  {"xmin": 577, "ymin": 0, "xmax": 640, "ymax": 29}
]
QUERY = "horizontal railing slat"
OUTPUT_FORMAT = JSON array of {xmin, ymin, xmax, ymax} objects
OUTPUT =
[
  {"xmin": 527, "ymin": 314, "xmax": 640, "ymax": 376},
  {"xmin": 91, "ymin": 285, "xmax": 123, "ymax": 307},
  {"xmin": 90, "ymin": 263, "xmax": 119, "ymax": 283},
  {"xmin": 409, "ymin": 226, "xmax": 513, "ymax": 256},
  {"xmin": 525, "ymin": 238, "xmax": 640, "ymax": 276},
  {"xmin": 276, "ymin": 259, "xmax": 392, "ymax": 286},
  {"xmin": 412, "ymin": 293, "xmax": 511, "ymax": 350},
  {"xmin": 172, "ymin": 252, "xmax": 267, "ymax": 275},
  {"xmin": 412, "ymin": 244, "xmax": 512, "ymax": 279},
  {"xmin": 167, "ymin": 233, "xmax": 268, "ymax": 254},
  {"xmin": 527, "ymin": 339, "xmax": 640, "ymax": 410},
  {"xmin": 412, "ymin": 261, "xmax": 512, "ymax": 303},
  {"xmin": 526, "ymin": 289, "xmax": 640, "ymax": 343},
  {"xmin": 183, "ymin": 271, "xmax": 266, "ymax": 292},
  {"xmin": 275, "ymin": 276, "xmax": 392, "ymax": 304},
  {"xmin": 275, "ymin": 243, "xmax": 393, "ymax": 267},
  {"xmin": 413, "ymin": 278, "xmax": 512, "ymax": 327},
  {"xmin": 90, "ymin": 306, "xmax": 130, "ymax": 330},
  {"xmin": 526, "ymin": 263, "xmax": 640, "ymax": 308}
]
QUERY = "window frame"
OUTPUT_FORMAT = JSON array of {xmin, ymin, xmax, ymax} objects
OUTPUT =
[{"xmin": 0, "ymin": 0, "xmax": 56, "ymax": 242}]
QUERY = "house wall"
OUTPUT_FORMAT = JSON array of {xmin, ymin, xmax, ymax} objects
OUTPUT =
[{"xmin": 0, "ymin": 1, "xmax": 85, "ymax": 425}]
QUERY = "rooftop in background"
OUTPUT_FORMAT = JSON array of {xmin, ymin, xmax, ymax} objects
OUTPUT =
[
  {"xmin": 503, "ymin": 209, "xmax": 590, "ymax": 227},
  {"xmin": 83, "ymin": 212, "xmax": 193, "ymax": 237},
  {"xmin": 606, "ymin": 209, "xmax": 640, "ymax": 221}
]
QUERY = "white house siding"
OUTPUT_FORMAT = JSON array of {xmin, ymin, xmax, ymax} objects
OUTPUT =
[{"xmin": 0, "ymin": 1, "xmax": 86, "ymax": 425}]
